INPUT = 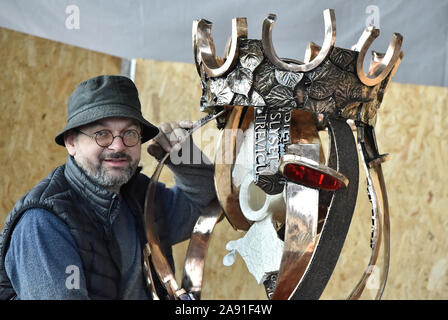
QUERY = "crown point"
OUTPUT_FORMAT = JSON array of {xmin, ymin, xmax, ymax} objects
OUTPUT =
[
  {"xmin": 356, "ymin": 26, "xmax": 403, "ymax": 86},
  {"xmin": 267, "ymin": 13, "xmax": 277, "ymax": 21},
  {"xmin": 262, "ymin": 9, "xmax": 336, "ymax": 72}
]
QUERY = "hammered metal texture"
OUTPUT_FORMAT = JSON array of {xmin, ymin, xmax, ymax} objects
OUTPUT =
[{"xmin": 198, "ymin": 39, "xmax": 396, "ymax": 126}]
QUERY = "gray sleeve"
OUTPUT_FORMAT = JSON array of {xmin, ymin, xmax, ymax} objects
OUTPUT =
[
  {"xmin": 165, "ymin": 137, "xmax": 217, "ymax": 208},
  {"xmin": 160, "ymin": 138, "xmax": 218, "ymax": 244}
]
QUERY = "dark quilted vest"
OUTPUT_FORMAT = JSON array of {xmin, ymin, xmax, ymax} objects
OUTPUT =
[{"xmin": 0, "ymin": 156, "xmax": 173, "ymax": 300}]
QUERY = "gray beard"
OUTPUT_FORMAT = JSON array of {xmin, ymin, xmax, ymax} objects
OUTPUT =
[{"xmin": 76, "ymin": 151, "xmax": 139, "ymax": 191}]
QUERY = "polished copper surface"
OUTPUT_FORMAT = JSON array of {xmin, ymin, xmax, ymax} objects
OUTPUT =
[
  {"xmin": 214, "ymin": 106, "xmax": 252, "ymax": 230},
  {"xmin": 143, "ymin": 244, "xmax": 160, "ymax": 300},
  {"xmin": 272, "ymin": 114, "xmax": 322, "ymax": 300},
  {"xmin": 194, "ymin": 17, "xmax": 248, "ymax": 77},
  {"xmin": 272, "ymin": 181, "xmax": 319, "ymax": 299},
  {"xmin": 353, "ymin": 26, "xmax": 403, "ymax": 86},
  {"xmin": 262, "ymin": 9, "xmax": 336, "ymax": 72},
  {"xmin": 304, "ymin": 42, "xmax": 322, "ymax": 64},
  {"xmin": 289, "ymin": 110, "xmax": 325, "ymax": 164},
  {"xmin": 348, "ymin": 163, "xmax": 390, "ymax": 299},
  {"xmin": 144, "ymin": 155, "xmax": 179, "ymax": 299},
  {"xmin": 181, "ymin": 199, "xmax": 223, "ymax": 299}
]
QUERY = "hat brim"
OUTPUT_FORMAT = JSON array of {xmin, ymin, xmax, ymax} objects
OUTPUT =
[{"xmin": 54, "ymin": 103, "xmax": 159, "ymax": 146}]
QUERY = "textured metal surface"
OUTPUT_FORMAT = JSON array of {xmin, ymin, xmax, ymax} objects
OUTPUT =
[
  {"xmin": 194, "ymin": 9, "xmax": 404, "ymax": 126},
  {"xmin": 253, "ymin": 107, "xmax": 291, "ymax": 194},
  {"xmin": 263, "ymin": 272, "xmax": 278, "ymax": 300}
]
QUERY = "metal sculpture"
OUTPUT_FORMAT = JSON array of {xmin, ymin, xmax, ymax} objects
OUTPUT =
[{"xmin": 143, "ymin": 8, "xmax": 403, "ymax": 300}]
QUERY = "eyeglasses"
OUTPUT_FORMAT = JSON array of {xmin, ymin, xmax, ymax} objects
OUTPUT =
[{"xmin": 76, "ymin": 129, "xmax": 141, "ymax": 148}]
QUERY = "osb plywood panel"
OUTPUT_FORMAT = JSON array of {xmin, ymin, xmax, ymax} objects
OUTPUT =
[
  {"xmin": 0, "ymin": 27, "xmax": 121, "ymax": 228},
  {"xmin": 134, "ymin": 58, "xmax": 448, "ymax": 300},
  {"xmin": 134, "ymin": 58, "xmax": 212, "ymax": 185},
  {"xmin": 368, "ymin": 84, "xmax": 448, "ymax": 300}
]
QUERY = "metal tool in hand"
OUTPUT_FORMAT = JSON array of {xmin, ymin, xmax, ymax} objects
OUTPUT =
[{"xmin": 142, "ymin": 108, "xmax": 226, "ymax": 300}]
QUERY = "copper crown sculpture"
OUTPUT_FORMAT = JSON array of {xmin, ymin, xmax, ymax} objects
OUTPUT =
[{"xmin": 143, "ymin": 9, "xmax": 403, "ymax": 300}]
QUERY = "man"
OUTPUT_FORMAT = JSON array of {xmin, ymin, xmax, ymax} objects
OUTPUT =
[{"xmin": 0, "ymin": 75, "xmax": 216, "ymax": 299}]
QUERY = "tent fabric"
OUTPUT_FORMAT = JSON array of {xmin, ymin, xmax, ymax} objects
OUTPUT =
[{"xmin": 0, "ymin": 0, "xmax": 447, "ymax": 87}]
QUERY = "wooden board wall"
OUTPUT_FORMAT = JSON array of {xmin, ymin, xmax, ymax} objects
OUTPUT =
[{"xmin": 0, "ymin": 27, "xmax": 121, "ymax": 227}]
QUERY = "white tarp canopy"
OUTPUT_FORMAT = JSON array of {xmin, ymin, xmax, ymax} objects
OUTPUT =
[{"xmin": 0, "ymin": 0, "xmax": 447, "ymax": 87}]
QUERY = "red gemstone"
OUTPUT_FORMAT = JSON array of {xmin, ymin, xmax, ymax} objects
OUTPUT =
[{"xmin": 283, "ymin": 163, "xmax": 343, "ymax": 191}]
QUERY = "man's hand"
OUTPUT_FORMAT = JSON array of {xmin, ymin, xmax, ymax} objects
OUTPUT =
[{"xmin": 147, "ymin": 120, "xmax": 194, "ymax": 160}]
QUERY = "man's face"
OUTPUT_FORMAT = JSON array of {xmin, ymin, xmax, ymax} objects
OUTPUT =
[{"xmin": 65, "ymin": 117, "xmax": 142, "ymax": 193}]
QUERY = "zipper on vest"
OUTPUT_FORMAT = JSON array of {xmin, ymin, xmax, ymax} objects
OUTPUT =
[
  {"xmin": 104, "ymin": 193, "xmax": 123, "ymax": 296},
  {"xmin": 104, "ymin": 194, "xmax": 118, "ymax": 240}
]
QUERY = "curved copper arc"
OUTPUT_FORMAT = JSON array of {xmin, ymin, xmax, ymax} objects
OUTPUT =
[
  {"xmin": 262, "ymin": 9, "xmax": 336, "ymax": 72},
  {"xmin": 353, "ymin": 26, "xmax": 403, "ymax": 86},
  {"xmin": 143, "ymin": 244, "xmax": 160, "ymax": 300},
  {"xmin": 192, "ymin": 19, "xmax": 202, "ymax": 76},
  {"xmin": 181, "ymin": 199, "xmax": 223, "ymax": 300},
  {"xmin": 346, "ymin": 167, "xmax": 382, "ymax": 299},
  {"xmin": 194, "ymin": 18, "xmax": 248, "ymax": 77},
  {"xmin": 214, "ymin": 106, "xmax": 252, "ymax": 231},
  {"xmin": 143, "ymin": 109, "xmax": 226, "ymax": 299},
  {"xmin": 348, "ymin": 164, "xmax": 390, "ymax": 300},
  {"xmin": 272, "ymin": 181, "xmax": 319, "ymax": 300},
  {"xmin": 347, "ymin": 124, "xmax": 390, "ymax": 299},
  {"xmin": 304, "ymin": 42, "xmax": 322, "ymax": 64},
  {"xmin": 374, "ymin": 167, "xmax": 390, "ymax": 299},
  {"xmin": 144, "ymin": 157, "xmax": 179, "ymax": 299}
]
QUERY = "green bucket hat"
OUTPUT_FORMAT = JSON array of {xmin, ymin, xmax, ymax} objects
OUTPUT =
[{"xmin": 55, "ymin": 75, "xmax": 159, "ymax": 146}]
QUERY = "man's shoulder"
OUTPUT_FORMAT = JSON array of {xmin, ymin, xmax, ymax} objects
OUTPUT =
[
  {"xmin": 7, "ymin": 165, "xmax": 69, "ymax": 218},
  {"xmin": 16, "ymin": 164, "xmax": 67, "ymax": 202},
  {"xmin": 32, "ymin": 164, "xmax": 68, "ymax": 196},
  {"xmin": 2, "ymin": 164, "xmax": 75, "ymax": 237},
  {"xmin": 13, "ymin": 208, "xmax": 68, "ymax": 235}
]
